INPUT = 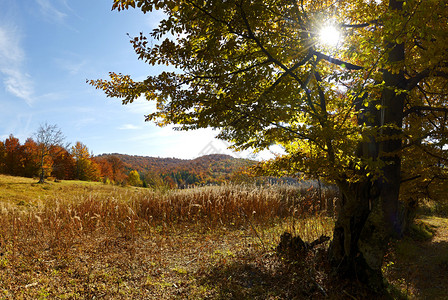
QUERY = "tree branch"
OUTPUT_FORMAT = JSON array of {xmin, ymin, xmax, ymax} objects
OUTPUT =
[
  {"xmin": 222, "ymin": 102, "xmax": 327, "ymax": 152},
  {"xmin": 314, "ymin": 70, "xmax": 336, "ymax": 163},
  {"xmin": 313, "ymin": 51, "xmax": 363, "ymax": 70},
  {"xmin": 340, "ymin": 19, "xmax": 381, "ymax": 28},
  {"xmin": 184, "ymin": 0, "xmax": 251, "ymax": 40},
  {"xmin": 262, "ymin": 51, "xmax": 314, "ymax": 93},
  {"xmin": 187, "ymin": 59, "xmax": 272, "ymax": 81},
  {"xmin": 407, "ymin": 69, "xmax": 448, "ymax": 90},
  {"xmin": 403, "ymin": 106, "xmax": 448, "ymax": 117},
  {"xmin": 238, "ymin": 3, "xmax": 318, "ymax": 116},
  {"xmin": 416, "ymin": 144, "xmax": 448, "ymax": 163},
  {"xmin": 400, "ymin": 175, "xmax": 421, "ymax": 184}
]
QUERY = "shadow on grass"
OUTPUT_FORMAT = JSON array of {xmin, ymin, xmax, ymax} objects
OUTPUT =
[
  {"xmin": 416, "ymin": 240, "xmax": 448, "ymax": 297},
  {"xmin": 398, "ymin": 240, "xmax": 448, "ymax": 299},
  {"xmin": 386, "ymin": 218, "xmax": 448, "ymax": 299},
  {"xmin": 197, "ymin": 259, "xmax": 324, "ymax": 299},
  {"xmin": 195, "ymin": 250, "xmax": 385, "ymax": 300}
]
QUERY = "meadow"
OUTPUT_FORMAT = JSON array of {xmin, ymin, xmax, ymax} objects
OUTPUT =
[
  {"xmin": 0, "ymin": 174, "xmax": 447, "ymax": 299},
  {"xmin": 0, "ymin": 175, "xmax": 339, "ymax": 299}
]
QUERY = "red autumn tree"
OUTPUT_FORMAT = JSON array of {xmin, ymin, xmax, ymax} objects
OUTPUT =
[
  {"xmin": 92, "ymin": 156, "xmax": 114, "ymax": 182},
  {"xmin": 51, "ymin": 145, "xmax": 76, "ymax": 180},
  {"xmin": 0, "ymin": 140, "xmax": 6, "ymax": 174},
  {"xmin": 105, "ymin": 155, "xmax": 126, "ymax": 184},
  {"xmin": 5, "ymin": 135, "xmax": 23, "ymax": 176},
  {"xmin": 22, "ymin": 138, "xmax": 41, "ymax": 178}
]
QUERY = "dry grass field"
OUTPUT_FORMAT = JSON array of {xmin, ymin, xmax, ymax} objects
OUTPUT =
[
  {"xmin": 0, "ymin": 175, "xmax": 340, "ymax": 299},
  {"xmin": 1, "ymin": 174, "xmax": 447, "ymax": 299}
]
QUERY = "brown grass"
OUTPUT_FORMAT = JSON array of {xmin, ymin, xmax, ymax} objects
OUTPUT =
[{"xmin": 0, "ymin": 175, "xmax": 344, "ymax": 299}]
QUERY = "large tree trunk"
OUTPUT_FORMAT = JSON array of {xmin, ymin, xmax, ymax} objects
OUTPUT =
[
  {"xmin": 330, "ymin": 175, "xmax": 404, "ymax": 291},
  {"xmin": 329, "ymin": 0, "xmax": 406, "ymax": 291},
  {"xmin": 330, "ymin": 180, "xmax": 386, "ymax": 292}
]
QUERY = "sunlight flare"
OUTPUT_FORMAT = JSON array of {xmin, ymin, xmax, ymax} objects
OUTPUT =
[{"xmin": 318, "ymin": 24, "xmax": 341, "ymax": 47}]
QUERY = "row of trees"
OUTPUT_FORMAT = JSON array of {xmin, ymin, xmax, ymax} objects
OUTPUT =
[
  {"xmin": 0, "ymin": 123, "xmax": 254, "ymax": 188},
  {"xmin": 0, "ymin": 124, "xmax": 128, "ymax": 184},
  {"xmin": 0, "ymin": 130, "xmax": 205, "ymax": 188}
]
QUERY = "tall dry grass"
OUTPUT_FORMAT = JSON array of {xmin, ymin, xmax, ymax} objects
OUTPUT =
[
  {"xmin": 0, "ymin": 183, "xmax": 338, "ymax": 251},
  {"xmin": 0, "ymin": 180, "xmax": 341, "ymax": 298}
]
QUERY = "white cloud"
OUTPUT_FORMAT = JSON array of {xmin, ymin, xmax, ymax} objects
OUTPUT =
[
  {"xmin": 118, "ymin": 124, "xmax": 141, "ymax": 130},
  {"xmin": 54, "ymin": 57, "xmax": 87, "ymax": 75},
  {"xmin": 0, "ymin": 28, "xmax": 24, "ymax": 63},
  {"xmin": 35, "ymin": 0, "xmax": 67, "ymax": 23},
  {"xmin": 3, "ymin": 68, "xmax": 33, "ymax": 102},
  {"xmin": 0, "ymin": 25, "xmax": 34, "ymax": 104}
]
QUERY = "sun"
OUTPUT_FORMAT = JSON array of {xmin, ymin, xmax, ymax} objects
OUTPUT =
[{"xmin": 318, "ymin": 25, "xmax": 341, "ymax": 47}]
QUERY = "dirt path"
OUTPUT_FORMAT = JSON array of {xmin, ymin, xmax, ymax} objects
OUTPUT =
[{"xmin": 386, "ymin": 216, "xmax": 448, "ymax": 299}]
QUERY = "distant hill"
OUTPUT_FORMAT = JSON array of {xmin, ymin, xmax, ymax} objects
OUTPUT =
[{"xmin": 96, "ymin": 153, "xmax": 256, "ymax": 187}]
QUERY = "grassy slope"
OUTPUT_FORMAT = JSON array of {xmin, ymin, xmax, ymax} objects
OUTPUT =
[{"xmin": 0, "ymin": 175, "xmax": 110, "ymax": 206}]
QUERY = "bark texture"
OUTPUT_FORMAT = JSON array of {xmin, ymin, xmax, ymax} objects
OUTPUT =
[{"xmin": 330, "ymin": 180, "xmax": 386, "ymax": 291}]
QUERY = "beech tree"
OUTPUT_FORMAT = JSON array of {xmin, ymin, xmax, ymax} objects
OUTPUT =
[
  {"xmin": 90, "ymin": 0, "xmax": 448, "ymax": 291},
  {"xmin": 93, "ymin": 156, "xmax": 115, "ymax": 182}
]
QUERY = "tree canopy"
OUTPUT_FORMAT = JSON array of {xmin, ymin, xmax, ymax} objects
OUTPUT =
[
  {"xmin": 92, "ymin": 0, "xmax": 447, "ymax": 188},
  {"xmin": 90, "ymin": 0, "xmax": 448, "ymax": 291}
]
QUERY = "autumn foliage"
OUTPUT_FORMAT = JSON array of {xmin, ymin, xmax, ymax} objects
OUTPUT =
[
  {"xmin": 0, "ymin": 134, "xmax": 254, "ymax": 187},
  {"xmin": 0, "ymin": 134, "xmax": 125, "ymax": 183},
  {"xmin": 97, "ymin": 153, "xmax": 257, "ymax": 188}
]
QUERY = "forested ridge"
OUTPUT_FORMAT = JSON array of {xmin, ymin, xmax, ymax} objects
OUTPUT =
[
  {"xmin": 97, "ymin": 153, "xmax": 256, "ymax": 187},
  {"xmin": 98, "ymin": 153, "xmax": 251, "ymax": 173}
]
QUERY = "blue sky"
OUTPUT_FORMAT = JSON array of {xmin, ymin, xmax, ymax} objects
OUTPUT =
[{"xmin": 0, "ymin": 0, "xmax": 278, "ymax": 159}]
